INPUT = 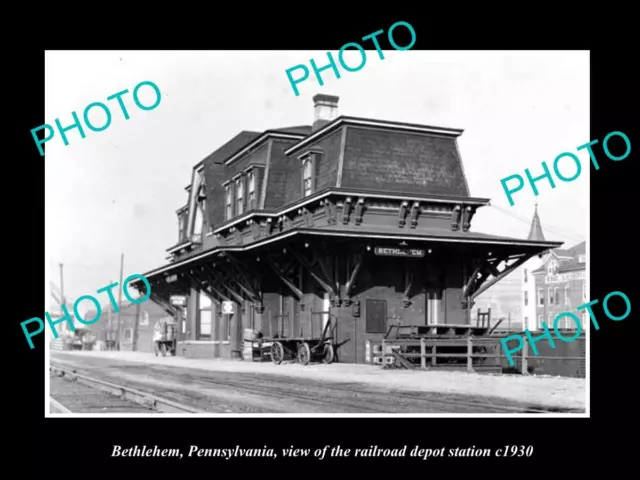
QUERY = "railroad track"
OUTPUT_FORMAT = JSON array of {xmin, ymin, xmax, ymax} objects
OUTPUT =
[
  {"xmin": 49, "ymin": 364, "xmax": 205, "ymax": 414},
  {"xmin": 51, "ymin": 361, "xmax": 579, "ymax": 414}
]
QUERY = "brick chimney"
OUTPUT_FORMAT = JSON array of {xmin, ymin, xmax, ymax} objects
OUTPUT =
[{"xmin": 312, "ymin": 93, "xmax": 339, "ymax": 132}]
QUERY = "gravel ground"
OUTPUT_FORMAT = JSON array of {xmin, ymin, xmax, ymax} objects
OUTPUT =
[
  {"xmin": 50, "ymin": 350, "xmax": 586, "ymax": 412},
  {"xmin": 50, "ymin": 373, "xmax": 158, "ymax": 414}
]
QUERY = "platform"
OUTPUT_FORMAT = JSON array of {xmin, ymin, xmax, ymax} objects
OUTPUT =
[{"xmin": 49, "ymin": 350, "xmax": 586, "ymax": 412}]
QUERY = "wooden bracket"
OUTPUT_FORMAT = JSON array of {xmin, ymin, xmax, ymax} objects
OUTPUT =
[
  {"xmin": 408, "ymin": 201, "xmax": 420, "ymax": 229},
  {"xmin": 265, "ymin": 256, "xmax": 303, "ymax": 300},
  {"xmin": 354, "ymin": 197, "xmax": 365, "ymax": 225},
  {"xmin": 316, "ymin": 255, "xmax": 339, "ymax": 294},
  {"xmin": 398, "ymin": 201, "xmax": 409, "ymax": 227},
  {"xmin": 324, "ymin": 199, "xmax": 337, "ymax": 225},
  {"xmin": 462, "ymin": 206, "xmax": 475, "ymax": 232},
  {"xmin": 471, "ymin": 254, "xmax": 531, "ymax": 301},
  {"xmin": 223, "ymin": 254, "xmax": 262, "ymax": 302},
  {"xmin": 451, "ymin": 205, "xmax": 462, "ymax": 231},
  {"xmin": 345, "ymin": 254, "xmax": 363, "ymax": 297},
  {"xmin": 342, "ymin": 197, "xmax": 353, "ymax": 224},
  {"xmin": 289, "ymin": 248, "xmax": 335, "ymax": 296},
  {"xmin": 403, "ymin": 269, "xmax": 414, "ymax": 307}
]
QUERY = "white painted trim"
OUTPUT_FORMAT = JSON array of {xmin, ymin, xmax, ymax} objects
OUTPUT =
[
  {"xmin": 285, "ymin": 117, "xmax": 464, "ymax": 156},
  {"xmin": 224, "ymin": 132, "xmax": 306, "ymax": 166},
  {"xmin": 166, "ymin": 240, "xmax": 193, "ymax": 254}
]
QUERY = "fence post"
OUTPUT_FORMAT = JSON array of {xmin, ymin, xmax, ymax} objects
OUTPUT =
[
  {"xmin": 381, "ymin": 338, "xmax": 386, "ymax": 368},
  {"xmin": 522, "ymin": 337, "xmax": 529, "ymax": 375},
  {"xmin": 467, "ymin": 335, "xmax": 473, "ymax": 373},
  {"xmin": 420, "ymin": 337, "xmax": 426, "ymax": 369}
]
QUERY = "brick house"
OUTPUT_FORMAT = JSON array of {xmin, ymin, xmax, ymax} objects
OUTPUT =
[
  {"xmin": 533, "ymin": 241, "xmax": 587, "ymax": 330},
  {"xmin": 129, "ymin": 94, "xmax": 562, "ymax": 363},
  {"xmin": 84, "ymin": 299, "xmax": 174, "ymax": 353}
]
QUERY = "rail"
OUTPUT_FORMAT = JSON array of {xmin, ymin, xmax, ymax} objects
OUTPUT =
[
  {"xmin": 50, "ymin": 397, "xmax": 71, "ymax": 413},
  {"xmin": 50, "ymin": 364, "xmax": 205, "ymax": 413},
  {"xmin": 378, "ymin": 335, "xmax": 585, "ymax": 375}
]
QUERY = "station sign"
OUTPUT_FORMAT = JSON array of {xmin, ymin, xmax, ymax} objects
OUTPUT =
[
  {"xmin": 170, "ymin": 295, "xmax": 186, "ymax": 306},
  {"xmin": 374, "ymin": 247, "xmax": 425, "ymax": 258},
  {"xmin": 221, "ymin": 301, "xmax": 235, "ymax": 315}
]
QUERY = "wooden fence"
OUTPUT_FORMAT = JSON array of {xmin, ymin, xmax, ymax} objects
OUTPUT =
[{"xmin": 373, "ymin": 333, "xmax": 586, "ymax": 378}]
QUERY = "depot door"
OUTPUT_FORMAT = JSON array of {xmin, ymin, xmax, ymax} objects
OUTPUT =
[{"xmin": 334, "ymin": 305, "xmax": 357, "ymax": 363}]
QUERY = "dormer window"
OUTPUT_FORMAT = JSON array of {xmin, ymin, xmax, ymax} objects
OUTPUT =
[
  {"xmin": 225, "ymin": 184, "xmax": 232, "ymax": 220},
  {"xmin": 547, "ymin": 260, "xmax": 557, "ymax": 275},
  {"xmin": 236, "ymin": 177, "xmax": 244, "ymax": 216},
  {"xmin": 178, "ymin": 210, "xmax": 188, "ymax": 243},
  {"xmin": 247, "ymin": 171, "xmax": 256, "ymax": 209},
  {"xmin": 301, "ymin": 154, "xmax": 316, "ymax": 197}
]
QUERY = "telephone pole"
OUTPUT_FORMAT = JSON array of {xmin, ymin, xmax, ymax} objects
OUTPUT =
[
  {"xmin": 107, "ymin": 279, "xmax": 113, "ymax": 349},
  {"xmin": 115, "ymin": 253, "xmax": 124, "ymax": 350},
  {"xmin": 132, "ymin": 302, "xmax": 141, "ymax": 351},
  {"xmin": 59, "ymin": 263, "xmax": 66, "ymax": 335}
]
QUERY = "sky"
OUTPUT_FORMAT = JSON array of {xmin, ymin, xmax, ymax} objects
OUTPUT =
[{"xmin": 44, "ymin": 50, "xmax": 589, "ymax": 314}]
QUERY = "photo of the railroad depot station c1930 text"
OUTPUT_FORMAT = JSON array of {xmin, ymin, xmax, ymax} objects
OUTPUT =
[{"xmin": 45, "ymin": 49, "xmax": 589, "ymax": 416}]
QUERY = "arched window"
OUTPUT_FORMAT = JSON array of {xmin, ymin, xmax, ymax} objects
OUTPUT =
[
  {"xmin": 555, "ymin": 287, "xmax": 560, "ymax": 305},
  {"xmin": 524, "ymin": 290, "xmax": 528, "ymax": 306}
]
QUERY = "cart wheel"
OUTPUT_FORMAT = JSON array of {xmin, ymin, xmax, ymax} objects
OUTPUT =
[
  {"xmin": 154, "ymin": 342, "xmax": 159, "ymax": 357},
  {"xmin": 322, "ymin": 343, "xmax": 334, "ymax": 364},
  {"xmin": 160, "ymin": 343, "xmax": 167, "ymax": 357},
  {"xmin": 271, "ymin": 342, "xmax": 284, "ymax": 365},
  {"xmin": 297, "ymin": 342, "xmax": 311, "ymax": 366}
]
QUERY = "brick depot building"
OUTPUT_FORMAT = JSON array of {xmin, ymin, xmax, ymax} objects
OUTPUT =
[{"xmin": 132, "ymin": 94, "xmax": 561, "ymax": 363}]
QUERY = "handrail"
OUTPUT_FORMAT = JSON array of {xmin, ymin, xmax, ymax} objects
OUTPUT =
[{"xmin": 377, "ymin": 335, "xmax": 585, "ymax": 376}]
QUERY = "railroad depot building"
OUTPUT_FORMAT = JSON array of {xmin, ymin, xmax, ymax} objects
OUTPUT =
[{"xmin": 133, "ymin": 94, "xmax": 562, "ymax": 363}]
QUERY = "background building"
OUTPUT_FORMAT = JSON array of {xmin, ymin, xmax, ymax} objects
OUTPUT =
[
  {"xmin": 84, "ymin": 299, "xmax": 173, "ymax": 353},
  {"xmin": 521, "ymin": 205, "xmax": 548, "ymax": 331},
  {"xmin": 533, "ymin": 241, "xmax": 586, "ymax": 330}
]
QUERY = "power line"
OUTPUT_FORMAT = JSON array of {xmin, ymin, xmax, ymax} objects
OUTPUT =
[{"xmin": 490, "ymin": 205, "xmax": 585, "ymax": 242}]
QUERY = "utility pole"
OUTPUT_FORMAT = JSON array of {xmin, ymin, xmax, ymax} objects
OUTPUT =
[
  {"xmin": 107, "ymin": 280, "xmax": 113, "ymax": 349},
  {"xmin": 508, "ymin": 311, "xmax": 511, "ymax": 332},
  {"xmin": 115, "ymin": 253, "xmax": 124, "ymax": 350},
  {"xmin": 132, "ymin": 302, "xmax": 141, "ymax": 351},
  {"xmin": 59, "ymin": 263, "xmax": 66, "ymax": 336}
]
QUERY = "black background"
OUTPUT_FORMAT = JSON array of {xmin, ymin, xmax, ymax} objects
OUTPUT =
[{"xmin": 11, "ymin": 8, "xmax": 634, "ymax": 474}]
